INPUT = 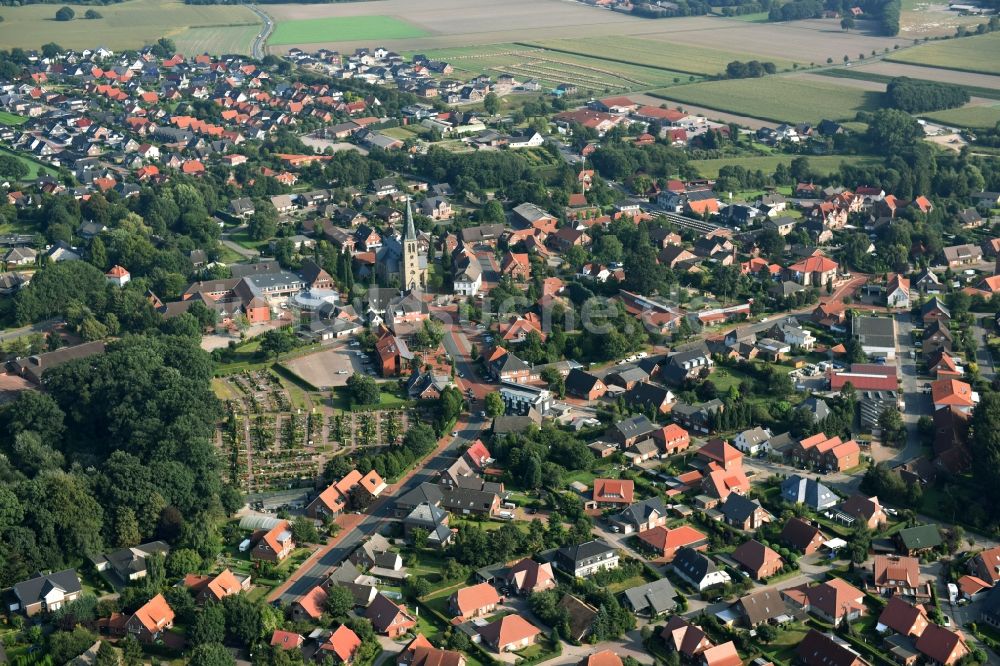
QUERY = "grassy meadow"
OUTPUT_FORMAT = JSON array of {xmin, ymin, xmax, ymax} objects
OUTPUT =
[
  {"xmin": 0, "ymin": 0, "xmax": 260, "ymax": 51},
  {"xmin": 269, "ymin": 15, "xmax": 428, "ymax": 45},
  {"xmin": 886, "ymin": 32, "xmax": 1000, "ymax": 75}
]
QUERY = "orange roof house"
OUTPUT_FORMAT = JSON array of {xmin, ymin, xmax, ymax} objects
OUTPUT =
[
  {"xmin": 270, "ymin": 629, "xmax": 305, "ymax": 650},
  {"xmin": 449, "ymin": 582, "xmax": 502, "ymax": 621},
  {"xmin": 915, "ymin": 624, "xmax": 968, "ymax": 665},
  {"xmin": 660, "ymin": 616, "xmax": 712, "ymax": 657},
  {"xmin": 366, "ymin": 593, "xmax": 416, "ymax": 638},
  {"xmin": 252, "ymin": 520, "xmax": 294, "ymax": 562},
  {"xmin": 183, "ymin": 568, "xmax": 246, "ymax": 603},
  {"xmin": 931, "ymin": 379, "xmax": 977, "ymax": 411},
  {"xmin": 505, "ymin": 558, "xmax": 556, "ymax": 595},
  {"xmin": 637, "ymin": 525, "xmax": 708, "ymax": 561},
  {"xmin": 291, "ymin": 584, "xmax": 328, "ymax": 621},
  {"xmin": 702, "ymin": 642, "xmax": 742, "ymax": 666},
  {"xmin": 577, "ymin": 650, "xmax": 622, "ymax": 666},
  {"xmin": 321, "ymin": 624, "xmax": 362, "ymax": 663},
  {"xmin": 697, "ymin": 439, "xmax": 743, "ymax": 471},
  {"xmin": 702, "ymin": 467, "xmax": 750, "ymax": 500},
  {"xmin": 477, "ymin": 614, "xmax": 542, "ymax": 653},
  {"xmin": 592, "ymin": 479, "xmax": 635, "ymax": 506},
  {"xmin": 877, "ymin": 596, "xmax": 928, "ymax": 638},
  {"xmin": 125, "ymin": 594, "xmax": 174, "ymax": 642},
  {"xmin": 783, "ymin": 578, "xmax": 865, "ymax": 626},
  {"xmin": 359, "ymin": 470, "xmax": 387, "ymax": 498}
]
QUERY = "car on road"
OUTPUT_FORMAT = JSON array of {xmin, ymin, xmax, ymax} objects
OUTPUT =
[{"xmin": 337, "ymin": 370, "xmax": 348, "ymax": 375}]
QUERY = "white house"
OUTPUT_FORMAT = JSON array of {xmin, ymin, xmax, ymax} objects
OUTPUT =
[
  {"xmin": 733, "ymin": 427, "xmax": 772, "ymax": 455},
  {"xmin": 507, "ymin": 131, "xmax": 544, "ymax": 149}
]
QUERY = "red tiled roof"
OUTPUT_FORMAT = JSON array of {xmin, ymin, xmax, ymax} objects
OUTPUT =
[
  {"xmin": 323, "ymin": 624, "xmax": 361, "ymax": 662},
  {"xmin": 593, "ymin": 478, "xmax": 635, "ymax": 504},
  {"xmin": 132, "ymin": 594, "xmax": 174, "ymax": 633},
  {"xmin": 451, "ymin": 582, "xmax": 501, "ymax": 617}
]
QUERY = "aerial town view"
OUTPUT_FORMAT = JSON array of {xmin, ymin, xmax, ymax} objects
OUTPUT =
[{"xmin": 2, "ymin": 0, "xmax": 1000, "ymax": 663}]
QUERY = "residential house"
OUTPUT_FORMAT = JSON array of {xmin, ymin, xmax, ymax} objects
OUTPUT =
[
  {"xmin": 611, "ymin": 497, "xmax": 669, "ymax": 534},
  {"xmin": 558, "ymin": 594, "xmax": 599, "ymax": 642},
  {"xmin": 720, "ymin": 495, "xmax": 772, "ymax": 530},
  {"xmin": 625, "ymin": 382, "xmax": 676, "ymax": 415},
  {"xmin": 895, "ymin": 525, "xmax": 942, "ymax": 556},
  {"xmin": 654, "ymin": 423, "xmax": 691, "ymax": 455},
  {"xmin": 565, "ymin": 368, "xmax": 608, "ymax": 401},
  {"xmin": 969, "ymin": 546, "xmax": 1000, "ymax": 585},
  {"xmin": 735, "ymin": 589, "xmax": 791, "ymax": 627},
  {"xmin": 660, "ymin": 347, "xmax": 714, "ymax": 386},
  {"xmin": 92, "ymin": 541, "xmax": 170, "ymax": 583},
  {"xmin": 449, "ymin": 582, "xmax": 501, "ymax": 621},
  {"xmin": 477, "ymin": 615, "xmax": 541, "ymax": 653},
  {"xmin": 731, "ymin": 539, "xmax": 783, "ymax": 580},
  {"xmin": 398, "ymin": 636, "xmax": 466, "ymax": 666},
  {"xmin": 786, "ymin": 255, "xmax": 838, "ymax": 287},
  {"xmin": 780, "ymin": 517, "xmax": 826, "ymax": 555},
  {"xmin": 660, "ymin": 616, "xmax": 713, "ymax": 658},
  {"xmin": 505, "ymin": 558, "xmax": 556, "ymax": 595},
  {"xmin": 672, "ymin": 399, "xmax": 724, "ymax": 434},
  {"xmin": 183, "ymin": 568, "xmax": 249, "ymax": 604},
  {"xmin": 872, "ymin": 555, "xmax": 929, "ymax": 601},
  {"xmin": 555, "ymin": 540, "xmax": 619, "ymax": 578},
  {"xmin": 915, "ymin": 624, "xmax": 969, "ymax": 665},
  {"xmin": 697, "ymin": 438, "xmax": 743, "ymax": 472},
  {"xmin": 783, "ymin": 578, "xmax": 866, "ymax": 626},
  {"xmin": 796, "ymin": 630, "xmax": 868, "ymax": 666},
  {"xmin": 365, "ymin": 593, "xmax": 416, "ymax": 638},
  {"xmin": 840, "ymin": 495, "xmax": 888, "ymax": 530},
  {"xmin": 922, "ymin": 297, "xmax": 951, "ymax": 325},
  {"xmin": 931, "ymin": 379, "xmax": 978, "ymax": 413},
  {"xmin": 781, "ymin": 475, "xmax": 838, "ymax": 510},
  {"xmin": 877, "ymin": 596, "xmax": 929, "ymax": 637},
  {"xmin": 887, "ymin": 274, "xmax": 910, "ymax": 308},
  {"xmin": 270, "ymin": 630, "xmax": 305, "ymax": 651},
  {"xmin": 701, "ymin": 642, "xmax": 742, "ymax": 666},
  {"xmin": 611, "ymin": 415, "xmax": 658, "ymax": 447},
  {"xmin": 252, "ymin": 520, "xmax": 295, "ymax": 562},
  {"xmin": 637, "ymin": 525, "xmax": 709, "ymax": 561},
  {"xmin": 11, "ymin": 570, "xmax": 82, "ymax": 616},
  {"xmin": 942, "ymin": 243, "xmax": 982, "ymax": 267},
  {"xmin": 672, "ymin": 547, "xmax": 731, "ymax": 591},
  {"xmin": 124, "ymin": 594, "xmax": 174, "ymax": 644},
  {"xmin": 733, "ymin": 427, "xmax": 772, "ymax": 455},
  {"xmin": 621, "ymin": 578, "xmax": 677, "ymax": 617},
  {"xmin": 319, "ymin": 625, "xmax": 362, "ymax": 664}
]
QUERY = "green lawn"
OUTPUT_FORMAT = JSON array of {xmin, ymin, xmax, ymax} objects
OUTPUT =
[
  {"xmin": 0, "ymin": 111, "xmax": 26, "ymax": 126},
  {"xmin": 689, "ymin": 154, "xmax": 881, "ymax": 179},
  {"xmin": 921, "ymin": 104, "xmax": 1000, "ymax": 129},
  {"xmin": 652, "ymin": 76, "xmax": 885, "ymax": 123},
  {"xmin": 269, "ymin": 15, "xmax": 428, "ymax": 45},
  {"xmin": 0, "ymin": 147, "xmax": 58, "ymax": 180},
  {"xmin": 886, "ymin": 32, "xmax": 1000, "ymax": 76}
]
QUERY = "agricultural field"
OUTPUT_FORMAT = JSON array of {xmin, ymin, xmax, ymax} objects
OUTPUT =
[
  {"xmin": 921, "ymin": 104, "xmax": 1000, "ymax": 128},
  {"xmin": 173, "ymin": 24, "xmax": 261, "ymax": 56},
  {"xmin": 526, "ymin": 36, "xmax": 798, "ymax": 76},
  {"xmin": 269, "ymin": 15, "xmax": 428, "ymax": 46},
  {"xmin": 689, "ymin": 154, "xmax": 882, "ymax": 179},
  {"xmin": 886, "ymin": 32, "xmax": 1000, "ymax": 75},
  {"xmin": 0, "ymin": 0, "xmax": 260, "ymax": 51},
  {"xmin": 653, "ymin": 75, "xmax": 885, "ymax": 123},
  {"xmin": 405, "ymin": 43, "xmax": 695, "ymax": 94}
]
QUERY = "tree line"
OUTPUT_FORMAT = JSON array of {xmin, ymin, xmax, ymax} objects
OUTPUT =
[{"xmin": 886, "ymin": 76, "xmax": 970, "ymax": 113}]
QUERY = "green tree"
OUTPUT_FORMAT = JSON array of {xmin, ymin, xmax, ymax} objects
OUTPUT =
[
  {"xmin": 95, "ymin": 641, "xmax": 120, "ymax": 666},
  {"xmin": 485, "ymin": 391, "xmax": 505, "ymax": 418},
  {"xmin": 188, "ymin": 642, "xmax": 236, "ymax": 666},
  {"xmin": 483, "ymin": 92, "xmax": 500, "ymax": 116},
  {"xmin": 0, "ymin": 154, "xmax": 29, "ymax": 181},
  {"xmin": 324, "ymin": 584, "xmax": 354, "ymax": 619},
  {"xmin": 346, "ymin": 373, "xmax": 380, "ymax": 406},
  {"xmin": 191, "ymin": 603, "xmax": 226, "ymax": 646},
  {"xmin": 85, "ymin": 9, "xmax": 103, "ymax": 18},
  {"xmin": 55, "ymin": 6, "xmax": 74, "ymax": 20}
]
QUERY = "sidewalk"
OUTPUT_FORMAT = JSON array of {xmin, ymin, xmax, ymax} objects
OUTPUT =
[{"xmin": 266, "ymin": 512, "xmax": 366, "ymax": 603}]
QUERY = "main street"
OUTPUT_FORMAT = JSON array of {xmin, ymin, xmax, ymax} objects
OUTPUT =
[{"xmin": 274, "ymin": 305, "xmax": 492, "ymax": 603}]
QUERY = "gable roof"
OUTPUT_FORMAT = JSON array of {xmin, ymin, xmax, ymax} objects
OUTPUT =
[
  {"xmin": 914, "ymin": 623, "xmax": 967, "ymax": 665},
  {"xmin": 452, "ymin": 582, "xmax": 501, "ymax": 616},
  {"xmin": 323, "ymin": 624, "xmax": 361, "ymax": 662},
  {"xmin": 736, "ymin": 589, "xmax": 789, "ymax": 625},
  {"xmin": 780, "ymin": 517, "xmax": 825, "ymax": 552},
  {"xmin": 131, "ymin": 593, "xmax": 174, "ymax": 633},
  {"xmin": 877, "ymin": 596, "xmax": 928, "ymax": 637},
  {"xmin": 13, "ymin": 569, "xmax": 82, "ymax": 606},
  {"xmin": 797, "ymin": 630, "xmax": 866, "ymax": 666},
  {"xmin": 660, "ymin": 615, "xmax": 711, "ymax": 657},
  {"xmin": 593, "ymin": 478, "xmax": 635, "ymax": 504},
  {"xmin": 477, "ymin": 614, "xmax": 541, "ymax": 648},
  {"xmin": 731, "ymin": 539, "xmax": 782, "ymax": 572}
]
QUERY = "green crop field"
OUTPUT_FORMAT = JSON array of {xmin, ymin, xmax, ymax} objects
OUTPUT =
[
  {"xmin": 887, "ymin": 33, "xmax": 1000, "ymax": 76},
  {"xmin": 269, "ymin": 15, "xmax": 428, "ymax": 45},
  {"xmin": 173, "ymin": 24, "xmax": 260, "ymax": 56},
  {"xmin": 0, "ymin": 111, "xmax": 26, "ymax": 126},
  {"xmin": 524, "ymin": 36, "xmax": 799, "ymax": 76},
  {"xmin": 922, "ymin": 105, "xmax": 1000, "ymax": 128},
  {"xmin": 0, "ymin": 0, "xmax": 260, "ymax": 51},
  {"xmin": 404, "ymin": 43, "xmax": 695, "ymax": 94},
  {"xmin": 689, "ymin": 154, "xmax": 882, "ymax": 179},
  {"xmin": 652, "ymin": 76, "xmax": 884, "ymax": 123}
]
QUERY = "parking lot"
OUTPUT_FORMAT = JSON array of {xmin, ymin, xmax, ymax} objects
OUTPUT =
[{"xmin": 282, "ymin": 343, "xmax": 373, "ymax": 388}]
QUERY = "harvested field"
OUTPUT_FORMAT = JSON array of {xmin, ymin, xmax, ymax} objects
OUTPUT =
[
  {"xmin": 525, "ymin": 36, "xmax": 794, "ymax": 76},
  {"xmin": 0, "ymin": 0, "xmax": 260, "ymax": 51},
  {"xmin": 262, "ymin": 0, "xmax": 905, "ymax": 60},
  {"xmin": 408, "ymin": 44, "xmax": 695, "ymax": 93},
  {"xmin": 270, "ymin": 15, "xmax": 428, "ymax": 45},
  {"xmin": 848, "ymin": 61, "xmax": 1000, "ymax": 90},
  {"xmin": 886, "ymin": 32, "xmax": 1000, "ymax": 75},
  {"xmin": 921, "ymin": 104, "xmax": 1000, "ymax": 128},
  {"xmin": 173, "ymin": 24, "xmax": 259, "ymax": 55},
  {"xmin": 689, "ymin": 154, "xmax": 882, "ymax": 179},
  {"xmin": 651, "ymin": 75, "xmax": 885, "ymax": 123}
]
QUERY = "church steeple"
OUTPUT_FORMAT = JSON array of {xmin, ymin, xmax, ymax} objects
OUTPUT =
[{"xmin": 405, "ymin": 198, "xmax": 417, "ymax": 241}]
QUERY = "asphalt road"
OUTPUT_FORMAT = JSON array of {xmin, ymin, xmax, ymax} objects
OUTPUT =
[{"xmin": 248, "ymin": 4, "xmax": 274, "ymax": 60}]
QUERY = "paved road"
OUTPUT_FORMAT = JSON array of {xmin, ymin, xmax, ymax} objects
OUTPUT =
[
  {"xmin": 220, "ymin": 224, "xmax": 259, "ymax": 259},
  {"xmin": 276, "ymin": 307, "xmax": 490, "ymax": 603},
  {"xmin": 973, "ymin": 316, "xmax": 996, "ymax": 380},
  {"xmin": 248, "ymin": 4, "xmax": 274, "ymax": 60},
  {"xmin": 0, "ymin": 317, "xmax": 61, "ymax": 342}
]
